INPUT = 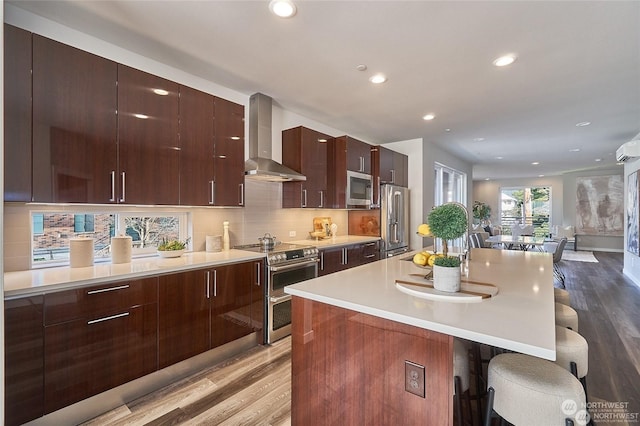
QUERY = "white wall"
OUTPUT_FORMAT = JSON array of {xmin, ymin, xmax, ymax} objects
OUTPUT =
[{"xmin": 623, "ymin": 135, "xmax": 640, "ymax": 287}]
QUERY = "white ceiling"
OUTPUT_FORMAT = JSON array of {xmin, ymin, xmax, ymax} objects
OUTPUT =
[{"xmin": 8, "ymin": 0, "xmax": 640, "ymax": 180}]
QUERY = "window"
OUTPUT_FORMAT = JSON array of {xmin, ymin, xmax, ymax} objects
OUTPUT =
[
  {"xmin": 31, "ymin": 211, "xmax": 190, "ymax": 267},
  {"xmin": 500, "ymin": 186, "xmax": 551, "ymax": 237},
  {"xmin": 434, "ymin": 163, "xmax": 467, "ymax": 249}
]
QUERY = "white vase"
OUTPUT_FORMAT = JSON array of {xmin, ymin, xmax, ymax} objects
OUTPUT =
[{"xmin": 433, "ymin": 264, "xmax": 461, "ymax": 293}]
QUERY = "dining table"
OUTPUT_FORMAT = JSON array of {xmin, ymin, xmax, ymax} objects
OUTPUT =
[{"xmin": 486, "ymin": 234, "xmax": 551, "ymax": 251}]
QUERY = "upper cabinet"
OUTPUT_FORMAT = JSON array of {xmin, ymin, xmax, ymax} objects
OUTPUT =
[
  {"xmin": 282, "ymin": 126, "xmax": 333, "ymax": 208},
  {"xmin": 117, "ymin": 65, "xmax": 180, "ymax": 205},
  {"xmin": 4, "ymin": 24, "xmax": 32, "ymax": 202},
  {"xmin": 343, "ymin": 136, "xmax": 371, "ymax": 174},
  {"xmin": 213, "ymin": 97, "xmax": 246, "ymax": 207},
  {"xmin": 32, "ymin": 35, "xmax": 118, "ymax": 203}
]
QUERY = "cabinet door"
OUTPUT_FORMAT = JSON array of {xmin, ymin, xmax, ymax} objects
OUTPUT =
[
  {"xmin": 4, "ymin": 24, "xmax": 32, "ymax": 202},
  {"xmin": 5, "ymin": 296, "xmax": 44, "ymax": 426},
  {"xmin": 346, "ymin": 136, "xmax": 371, "ymax": 174},
  {"xmin": 117, "ymin": 65, "xmax": 179, "ymax": 205},
  {"xmin": 211, "ymin": 262, "xmax": 254, "ymax": 347},
  {"xmin": 361, "ymin": 241, "xmax": 381, "ymax": 264},
  {"xmin": 319, "ymin": 247, "xmax": 346, "ymax": 276},
  {"xmin": 213, "ymin": 97, "xmax": 245, "ymax": 206},
  {"xmin": 302, "ymin": 128, "xmax": 330, "ymax": 208},
  {"xmin": 179, "ymin": 86, "xmax": 215, "ymax": 206},
  {"xmin": 393, "ymin": 151, "xmax": 409, "ymax": 187},
  {"xmin": 32, "ymin": 35, "xmax": 118, "ymax": 203},
  {"xmin": 158, "ymin": 270, "xmax": 210, "ymax": 369},
  {"xmin": 377, "ymin": 146, "xmax": 395, "ymax": 184},
  {"xmin": 44, "ymin": 303, "xmax": 157, "ymax": 413},
  {"xmin": 251, "ymin": 260, "xmax": 265, "ymax": 344}
]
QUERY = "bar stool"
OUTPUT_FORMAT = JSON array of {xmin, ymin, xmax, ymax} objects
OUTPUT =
[
  {"xmin": 554, "ymin": 288, "xmax": 571, "ymax": 306},
  {"xmin": 453, "ymin": 339, "xmax": 472, "ymax": 426},
  {"xmin": 555, "ymin": 302, "xmax": 579, "ymax": 331},
  {"xmin": 485, "ymin": 353, "xmax": 587, "ymax": 426},
  {"xmin": 555, "ymin": 326, "xmax": 589, "ymax": 401}
]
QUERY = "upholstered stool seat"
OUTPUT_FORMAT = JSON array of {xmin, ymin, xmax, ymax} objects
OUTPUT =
[
  {"xmin": 486, "ymin": 353, "xmax": 587, "ymax": 426},
  {"xmin": 555, "ymin": 325, "xmax": 589, "ymax": 402},
  {"xmin": 554, "ymin": 288, "xmax": 571, "ymax": 306},
  {"xmin": 453, "ymin": 339, "xmax": 471, "ymax": 426},
  {"xmin": 555, "ymin": 302, "xmax": 579, "ymax": 331}
]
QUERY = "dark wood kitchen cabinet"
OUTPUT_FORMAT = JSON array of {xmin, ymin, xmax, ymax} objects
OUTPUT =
[
  {"xmin": 117, "ymin": 65, "xmax": 180, "ymax": 205},
  {"xmin": 4, "ymin": 295, "xmax": 44, "ymax": 426},
  {"xmin": 31, "ymin": 35, "xmax": 118, "ymax": 203},
  {"xmin": 327, "ymin": 136, "xmax": 372, "ymax": 208},
  {"xmin": 4, "ymin": 24, "xmax": 32, "ymax": 202},
  {"xmin": 342, "ymin": 136, "xmax": 372, "ymax": 174},
  {"xmin": 371, "ymin": 145, "xmax": 408, "ymax": 206},
  {"xmin": 318, "ymin": 246, "xmax": 346, "ymax": 276},
  {"xmin": 43, "ymin": 277, "xmax": 158, "ymax": 413},
  {"xmin": 318, "ymin": 241, "xmax": 380, "ymax": 276},
  {"xmin": 282, "ymin": 126, "xmax": 333, "ymax": 208},
  {"xmin": 159, "ymin": 260, "xmax": 263, "ymax": 368},
  {"xmin": 213, "ymin": 97, "xmax": 246, "ymax": 206}
]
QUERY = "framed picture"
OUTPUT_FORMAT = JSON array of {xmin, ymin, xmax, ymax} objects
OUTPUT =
[
  {"xmin": 627, "ymin": 171, "xmax": 639, "ymax": 255},
  {"xmin": 576, "ymin": 175, "xmax": 623, "ymax": 236}
]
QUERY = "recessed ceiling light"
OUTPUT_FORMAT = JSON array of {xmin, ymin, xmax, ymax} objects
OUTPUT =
[
  {"xmin": 493, "ymin": 54, "xmax": 516, "ymax": 67},
  {"xmin": 369, "ymin": 74, "xmax": 387, "ymax": 84},
  {"xmin": 595, "ymin": 158, "xmax": 602, "ymax": 162},
  {"xmin": 473, "ymin": 137, "xmax": 485, "ymax": 142},
  {"xmin": 575, "ymin": 121, "xmax": 591, "ymax": 127},
  {"xmin": 422, "ymin": 113, "xmax": 435, "ymax": 121},
  {"xmin": 496, "ymin": 156, "xmax": 503, "ymax": 160},
  {"xmin": 152, "ymin": 88, "xmax": 169, "ymax": 96},
  {"xmin": 485, "ymin": 178, "xmax": 490, "ymax": 181},
  {"xmin": 356, "ymin": 64, "xmax": 367, "ymax": 71},
  {"xmin": 445, "ymin": 128, "xmax": 451, "ymax": 132},
  {"xmin": 531, "ymin": 161, "xmax": 540, "ymax": 165},
  {"xmin": 539, "ymin": 175, "xmax": 545, "ymax": 177},
  {"xmin": 569, "ymin": 148, "xmax": 581, "ymax": 152},
  {"xmin": 269, "ymin": 0, "xmax": 297, "ymax": 18}
]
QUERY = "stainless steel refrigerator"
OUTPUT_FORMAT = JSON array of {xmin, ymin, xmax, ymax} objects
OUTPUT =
[{"xmin": 380, "ymin": 184, "xmax": 410, "ymax": 257}]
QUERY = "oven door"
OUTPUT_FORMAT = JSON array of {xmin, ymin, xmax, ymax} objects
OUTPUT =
[{"xmin": 267, "ymin": 259, "xmax": 318, "ymax": 343}]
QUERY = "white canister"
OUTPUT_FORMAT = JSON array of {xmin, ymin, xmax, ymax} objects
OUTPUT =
[
  {"xmin": 206, "ymin": 235, "xmax": 222, "ymax": 252},
  {"xmin": 111, "ymin": 235, "xmax": 132, "ymax": 264},
  {"xmin": 69, "ymin": 237, "xmax": 94, "ymax": 268}
]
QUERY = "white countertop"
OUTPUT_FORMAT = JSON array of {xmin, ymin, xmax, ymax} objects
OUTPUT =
[
  {"xmin": 3, "ymin": 250, "xmax": 265, "ymax": 298},
  {"xmin": 285, "ymin": 247, "xmax": 557, "ymax": 360},
  {"xmin": 289, "ymin": 235, "xmax": 380, "ymax": 248}
]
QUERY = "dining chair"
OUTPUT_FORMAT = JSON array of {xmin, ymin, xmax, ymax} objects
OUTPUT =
[
  {"xmin": 468, "ymin": 233, "xmax": 481, "ymax": 249},
  {"xmin": 552, "ymin": 237, "xmax": 568, "ymax": 288}
]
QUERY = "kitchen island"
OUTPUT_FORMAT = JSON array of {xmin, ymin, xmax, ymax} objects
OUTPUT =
[{"xmin": 285, "ymin": 247, "xmax": 556, "ymax": 425}]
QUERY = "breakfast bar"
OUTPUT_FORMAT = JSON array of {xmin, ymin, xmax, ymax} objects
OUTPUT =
[{"xmin": 285, "ymin": 248, "xmax": 556, "ymax": 425}]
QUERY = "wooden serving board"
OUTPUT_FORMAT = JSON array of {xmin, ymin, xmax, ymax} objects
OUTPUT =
[{"xmin": 395, "ymin": 276, "xmax": 498, "ymax": 303}]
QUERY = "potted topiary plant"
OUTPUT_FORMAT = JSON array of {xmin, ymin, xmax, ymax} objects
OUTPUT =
[
  {"xmin": 472, "ymin": 201, "xmax": 492, "ymax": 227},
  {"xmin": 427, "ymin": 202, "xmax": 468, "ymax": 292}
]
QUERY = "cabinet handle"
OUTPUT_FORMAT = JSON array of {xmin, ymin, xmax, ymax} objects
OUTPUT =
[
  {"xmin": 120, "ymin": 172, "xmax": 126, "ymax": 202},
  {"xmin": 364, "ymin": 242, "xmax": 377, "ymax": 247},
  {"xmin": 302, "ymin": 189, "xmax": 307, "ymax": 208},
  {"xmin": 365, "ymin": 254, "xmax": 377, "ymax": 259},
  {"xmin": 319, "ymin": 190, "xmax": 324, "ymax": 208},
  {"xmin": 109, "ymin": 171, "xmax": 116, "ymax": 202},
  {"xmin": 209, "ymin": 181, "xmax": 215, "ymax": 205},
  {"xmin": 213, "ymin": 269, "xmax": 218, "ymax": 297},
  {"xmin": 342, "ymin": 248, "xmax": 347, "ymax": 265},
  {"xmin": 377, "ymin": 176, "xmax": 381, "ymax": 207},
  {"xmin": 206, "ymin": 271, "xmax": 210, "ymax": 299},
  {"xmin": 256, "ymin": 262, "xmax": 261, "ymax": 286},
  {"xmin": 359, "ymin": 156, "xmax": 365, "ymax": 172},
  {"xmin": 238, "ymin": 183, "xmax": 244, "ymax": 206},
  {"xmin": 320, "ymin": 251, "xmax": 324, "ymax": 270},
  {"xmin": 87, "ymin": 312, "xmax": 129, "ymax": 325},
  {"xmin": 391, "ymin": 169, "xmax": 395, "ymax": 184},
  {"xmin": 87, "ymin": 284, "xmax": 129, "ymax": 295}
]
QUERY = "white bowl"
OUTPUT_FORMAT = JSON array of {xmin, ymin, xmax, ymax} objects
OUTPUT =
[{"xmin": 157, "ymin": 249, "xmax": 184, "ymax": 258}]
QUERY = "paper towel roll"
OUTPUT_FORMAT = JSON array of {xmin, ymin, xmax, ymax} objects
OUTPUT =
[
  {"xmin": 70, "ymin": 237, "xmax": 94, "ymax": 268},
  {"xmin": 111, "ymin": 236, "xmax": 132, "ymax": 264},
  {"xmin": 206, "ymin": 235, "xmax": 222, "ymax": 252}
]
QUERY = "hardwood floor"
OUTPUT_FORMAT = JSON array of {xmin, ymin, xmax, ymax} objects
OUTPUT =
[{"xmin": 83, "ymin": 251, "xmax": 639, "ymax": 426}]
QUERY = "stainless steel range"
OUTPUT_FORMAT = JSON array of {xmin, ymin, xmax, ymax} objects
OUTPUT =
[{"xmin": 234, "ymin": 242, "xmax": 318, "ymax": 344}]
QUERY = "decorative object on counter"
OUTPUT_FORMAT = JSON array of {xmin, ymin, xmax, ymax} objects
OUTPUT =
[
  {"xmin": 110, "ymin": 235, "xmax": 132, "ymax": 264},
  {"xmin": 427, "ymin": 202, "xmax": 469, "ymax": 292},
  {"xmin": 223, "ymin": 221, "xmax": 230, "ymax": 250},
  {"xmin": 69, "ymin": 237, "xmax": 94, "ymax": 268},
  {"xmin": 472, "ymin": 201, "xmax": 492, "ymax": 227},
  {"xmin": 206, "ymin": 235, "xmax": 222, "ymax": 252},
  {"xmin": 258, "ymin": 233, "xmax": 279, "ymax": 250},
  {"xmin": 330, "ymin": 223, "xmax": 338, "ymax": 238},
  {"xmin": 157, "ymin": 237, "xmax": 190, "ymax": 258},
  {"xmin": 311, "ymin": 217, "xmax": 333, "ymax": 239}
]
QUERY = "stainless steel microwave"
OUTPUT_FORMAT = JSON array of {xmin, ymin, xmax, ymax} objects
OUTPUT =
[{"xmin": 346, "ymin": 170, "xmax": 372, "ymax": 208}]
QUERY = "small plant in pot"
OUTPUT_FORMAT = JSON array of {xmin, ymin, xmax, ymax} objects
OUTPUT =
[
  {"xmin": 472, "ymin": 201, "xmax": 491, "ymax": 227},
  {"xmin": 427, "ymin": 203, "xmax": 468, "ymax": 292}
]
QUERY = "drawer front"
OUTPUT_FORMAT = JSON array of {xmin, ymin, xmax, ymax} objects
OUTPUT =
[{"xmin": 44, "ymin": 277, "xmax": 158, "ymax": 325}]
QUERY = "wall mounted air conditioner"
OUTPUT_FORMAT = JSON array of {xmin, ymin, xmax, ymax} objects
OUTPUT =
[{"xmin": 616, "ymin": 140, "xmax": 640, "ymax": 162}]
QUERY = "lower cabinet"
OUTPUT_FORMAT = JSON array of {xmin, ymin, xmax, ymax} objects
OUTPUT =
[
  {"xmin": 318, "ymin": 241, "xmax": 380, "ymax": 276},
  {"xmin": 43, "ymin": 278, "xmax": 158, "ymax": 414},
  {"xmin": 159, "ymin": 260, "xmax": 264, "ymax": 368},
  {"xmin": 4, "ymin": 296, "xmax": 44, "ymax": 426}
]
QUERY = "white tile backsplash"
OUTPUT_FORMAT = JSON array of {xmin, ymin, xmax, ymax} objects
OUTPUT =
[{"xmin": 3, "ymin": 180, "xmax": 348, "ymax": 272}]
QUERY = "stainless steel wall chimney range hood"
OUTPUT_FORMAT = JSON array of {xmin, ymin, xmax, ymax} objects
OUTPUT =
[{"xmin": 244, "ymin": 93, "xmax": 306, "ymax": 182}]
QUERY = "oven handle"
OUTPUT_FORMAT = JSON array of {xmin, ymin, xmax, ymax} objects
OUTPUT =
[
  {"xmin": 270, "ymin": 294, "xmax": 292, "ymax": 304},
  {"xmin": 269, "ymin": 258, "xmax": 319, "ymax": 272}
]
